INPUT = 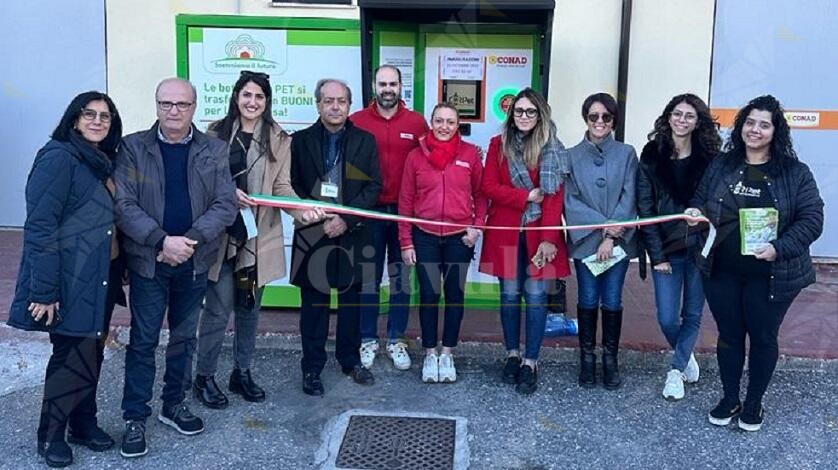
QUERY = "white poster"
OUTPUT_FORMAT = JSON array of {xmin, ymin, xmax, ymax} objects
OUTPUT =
[
  {"xmin": 380, "ymin": 46, "xmax": 415, "ymax": 109},
  {"xmin": 441, "ymin": 50, "xmax": 485, "ymax": 81},
  {"xmin": 187, "ymin": 27, "xmax": 362, "ymax": 132}
]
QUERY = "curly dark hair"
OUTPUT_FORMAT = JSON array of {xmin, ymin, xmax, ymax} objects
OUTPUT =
[
  {"xmin": 726, "ymin": 94, "xmax": 797, "ymax": 175},
  {"xmin": 647, "ymin": 93, "xmax": 720, "ymax": 162}
]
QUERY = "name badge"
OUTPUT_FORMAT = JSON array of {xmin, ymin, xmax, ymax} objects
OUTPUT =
[
  {"xmin": 400, "ymin": 132, "xmax": 414, "ymax": 140},
  {"xmin": 455, "ymin": 160, "xmax": 470, "ymax": 168},
  {"xmin": 320, "ymin": 182, "xmax": 339, "ymax": 198}
]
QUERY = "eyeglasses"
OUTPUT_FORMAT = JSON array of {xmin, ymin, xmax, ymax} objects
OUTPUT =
[
  {"xmin": 513, "ymin": 107, "xmax": 538, "ymax": 118},
  {"xmin": 157, "ymin": 101, "xmax": 194, "ymax": 112},
  {"xmin": 80, "ymin": 108, "xmax": 114, "ymax": 123},
  {"xmin": 587, "ymin": 113, "xmax": 613, "ymax": 124},
  {"xmin": 240, "ymin": 70, "xmax": 270, "ymax": 80},
  {"xmin": 670, "ymin": 110, "xmax": 698, "ymax": 122}
]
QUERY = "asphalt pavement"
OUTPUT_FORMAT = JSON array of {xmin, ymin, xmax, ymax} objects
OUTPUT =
[{"xmin": 1, "ymin": 326, "xmax": 836, "ymax": 469}]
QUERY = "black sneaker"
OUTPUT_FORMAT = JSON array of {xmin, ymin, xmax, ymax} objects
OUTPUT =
[
  {"xmin": 515, "ymin": 365, "xmax": 538, "ymax": 395},
  {"xmin": 738, "ymin": 405, "xmax": 765, "ymax": 432},
  {"xmin": 158, "ymin": 402, "xmax": 205, "ymax": 435},
  {"xmin": 120, "ymin": 420, "xmax": 148, "ymax": 459},
  {"xmin": 68, "ymin": 424, "xmax": 115, "ymax": 451},
  {"xmin": 502, "ymin": 356, "xmax": 522, "ymax": 384},
  {"xmin": 708, "ymin": 399, "xmax": 742, "ymax": 426}
]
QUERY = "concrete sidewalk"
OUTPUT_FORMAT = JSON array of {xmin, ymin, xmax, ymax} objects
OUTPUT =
[{"xmin": 1, "ymin": 326, "xmax": 836, "ymax": 469}]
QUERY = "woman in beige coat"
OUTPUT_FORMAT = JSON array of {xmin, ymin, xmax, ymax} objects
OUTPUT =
[{"xmin": 194, "ymin": 70, "xmax": 306, "ymax": 407}]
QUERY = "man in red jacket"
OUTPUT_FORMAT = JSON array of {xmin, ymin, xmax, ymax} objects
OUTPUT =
[{"xmin": 350, "ymin": 65, "xmax": 429, "ymax": 371}]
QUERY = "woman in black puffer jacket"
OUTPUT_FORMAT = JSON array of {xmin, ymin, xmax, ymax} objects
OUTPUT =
[
  {"xmin": 687, "ymin": 95, "xmax": 823, "ymax": 433},
  {"xmin": 637, "ymin": 93, "xmax": 720, "ymax": 402},
  {"xmin": 8, "ymin": 91, "xmax": 125, "ymax": 467}
]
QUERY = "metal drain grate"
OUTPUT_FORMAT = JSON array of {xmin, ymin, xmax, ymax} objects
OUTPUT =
[{"xmin": 335, "ymin": 415, "xmax": 456, "ymax": 470}]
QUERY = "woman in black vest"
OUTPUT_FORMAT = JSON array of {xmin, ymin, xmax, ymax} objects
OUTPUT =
[
  {"xmin": 8, "ymin": 92, "xmax": 124, "ymax": 467},
  {"xmin": 688, "ymin": 95, "xmax": 823, "ymax": 431}
]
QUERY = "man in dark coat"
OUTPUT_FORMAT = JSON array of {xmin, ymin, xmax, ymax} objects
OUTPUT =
[
  {"xmin": 290, "ymin": 78, "xmax": 382, "ymax": 396},
  {"xmin": 114, "ymin": 78, "xmax": 237, "ymax": 458}
]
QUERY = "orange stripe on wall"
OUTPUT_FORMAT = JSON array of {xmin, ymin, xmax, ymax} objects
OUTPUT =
[{"xmin": 711, "ymin": 108, "xmax": 838, "ymax": 130}]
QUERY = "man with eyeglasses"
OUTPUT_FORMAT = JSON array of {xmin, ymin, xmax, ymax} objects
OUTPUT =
[
  {"xmin": 349, "ymin": 65, "xmax": 428, "ymax": 372},
  {"xmin": 113, "ymin": 77, "xmax": 237, "ymax": 458},
  {"xmin": 289, "ymin": 78, "xmax": 381, "ymax": 396}
]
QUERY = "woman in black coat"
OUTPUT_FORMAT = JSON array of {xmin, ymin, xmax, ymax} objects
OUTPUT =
[
  {"xmin": 8, "ymin": 91, "xmax": 124, "ymax": 467},
  {"xmin": 687, "ymin": 95, "xmax": 823, "ymax": 432},
  {"xmin": 637, "ymin": 93, "xmax": 720, "ymax": 401}
]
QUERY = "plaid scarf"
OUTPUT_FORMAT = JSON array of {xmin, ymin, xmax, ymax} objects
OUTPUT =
[{"xmin": 508, "ymin": 129, "xmax": 564, "ymax": 225}]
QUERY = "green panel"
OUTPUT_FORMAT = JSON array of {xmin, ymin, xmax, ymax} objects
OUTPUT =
[
  {"xmin": 425, "ymin": 33, "xmax": 533, "ymax": 49},
  {"xmin": 380, "ymin": 31, "xmax": 416, "ymax": 47},
  {"xmin": 176, "ymin": 14, "xmax": 359, "ymax": 31},
  {"xmin": 262, "ymin": 282, "xmax": 500, "ymax": 310},
  {"xmin": 414, "ymin": 32, "xmax": 427, "ymax": 112},
  {"xmin": 287, "ymin": 30, "xmax": 360, "ymax": 46},
  {"xmin": 531, "ymin": 33, "xmax": 541, "ymax": 91},
  {"xmin": 188, "ymin": 27, "xmax": 203, "ymax": 43},
  {"xmin": 176, "ymin": 23, "xmax": 189, "ymax": 79},
  {"xmin": 175, "ymin": 14, "xmax": 360, "ymax": 83}
]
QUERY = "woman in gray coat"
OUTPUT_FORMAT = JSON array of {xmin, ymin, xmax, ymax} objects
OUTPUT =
[{"xmin": 564, "ymin": 93, "xmax": 638, "ymax": 390}]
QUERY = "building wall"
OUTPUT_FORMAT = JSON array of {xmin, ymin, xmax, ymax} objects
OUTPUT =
[
  {"xmin": 106, "ymin": 0, "xmax": 716, "ymax": 141},
  {"xmin": 549, "ymin": 0, "xmax": 624, "ymax": 145},
  {"xmin": 106, "ymin": 0, "xmax": 359, "ymax": 132},
  {"xmin": 623, "ymin": 0, "xmax": 715, "ymax": 150},
  {"xmin": 0, "ymin": 0, "xmax": 107, "ymax": 226}
]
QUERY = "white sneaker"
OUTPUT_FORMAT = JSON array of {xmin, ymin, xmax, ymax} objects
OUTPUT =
[
  {"xmin": 684, "ymin": 353, "xmax": 700, "ymax": 383},
  {"xmin": 662, "ymin": 369, "xmax": 686, "ymax": 401},
  {"xmin": 387, "ymin": 342, "xmax": 412, "ymax": 371},
  {"xmin": 422, "ymin": 354, "xmax": 439, "ymax": 383},
  {"xmin": 359, "ymin": 340, "xmax": 378, "ymax": 369},
  {"xmin": 438, "ymin": 353, "xmax": 457, "ymax": 383}
]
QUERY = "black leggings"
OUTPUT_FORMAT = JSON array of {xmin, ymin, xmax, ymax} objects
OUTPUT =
[
  {"xmin": 702, "ymin": 271, "xmax": 794, "ymax": 408},
  {"xmin": 37, "ymin": 333, "xmax": 106, "ymax": 443}
]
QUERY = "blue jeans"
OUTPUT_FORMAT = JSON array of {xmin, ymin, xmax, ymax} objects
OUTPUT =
[
  {"xmin": 651, "ymin": 252, "xmax": 704, "ymax": 371},
  {"xmin": 359, "ymin": 205, "xmax": 411, "ymax": 343},
  {"xmin": 122, "ymin": 261, "xmax": 207, "ymax": 421},
  {"xmin": 413, "ymin": 229, "xmax": 474, "ymax": 349},
  {"xmin": 574, "ymin": 258, "xmax": 630, "ymax": 311},
  {"xmin": 499, "ymin": 233, "xmax": 548, "ymax": 360}
]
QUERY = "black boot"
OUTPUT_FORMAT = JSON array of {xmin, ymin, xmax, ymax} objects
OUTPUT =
[
  {"xmin": 229, "ymin": 368, "xmax": 266, "ymax": 402},
  {"xmin": 601, "ymin": 307, "xmax": 623, "ymax": 390},
  {"xmin": 38, "ymin": 440, "xmax": 73, "ymax": 468},
  {"xmin": 193, "ymin": 375, "xmax": 229, "ymax": 409},
  {"xmin": 577, "ymin": 305, "xmax": 598, "ymax": 388}
]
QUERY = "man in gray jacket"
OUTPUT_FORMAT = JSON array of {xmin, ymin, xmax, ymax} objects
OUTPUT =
[{"xmin": 114, "ymin": 78, "xmax": 237, "ymax": 459}]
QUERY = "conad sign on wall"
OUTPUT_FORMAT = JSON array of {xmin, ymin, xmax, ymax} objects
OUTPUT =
[{"xmin": 710, "ymin": 0, "xmax": 838, "ymax": 257}]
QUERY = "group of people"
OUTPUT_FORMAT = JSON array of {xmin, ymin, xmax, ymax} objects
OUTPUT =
[{"xmin": 8, "ymin": 62, "xmax": 823, "ymax": 467}]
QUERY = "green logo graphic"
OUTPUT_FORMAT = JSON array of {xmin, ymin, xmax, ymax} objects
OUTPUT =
[{"xmin": 213, "ymin": 34, "xmax": 277, "ymax": 69}]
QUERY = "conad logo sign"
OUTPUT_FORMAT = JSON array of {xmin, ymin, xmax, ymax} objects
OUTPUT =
[
  {"xmin": 713, "ymin": 108, "xmax": 838, "ymax": 130},
  {"xmin": 784, "ymin": 112, "xmax": 819, "ymax": 127},
  {"xmin": 488, "ymin": 55, "xmax": 528, "ymax": 66}
]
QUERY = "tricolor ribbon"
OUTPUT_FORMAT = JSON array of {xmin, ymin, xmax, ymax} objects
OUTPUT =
[{"xmin": 249, "ymin": 194, "xmax": 710, "ymax": 232}]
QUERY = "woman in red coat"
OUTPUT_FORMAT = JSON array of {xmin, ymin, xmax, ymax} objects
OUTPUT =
[
  {"xmin": 399, "ymin": 103, "xmax": 487, "ymax": 384},
  {"xmin": 479, "ymin": 88, "xmax": 570, "ymax": 395}
]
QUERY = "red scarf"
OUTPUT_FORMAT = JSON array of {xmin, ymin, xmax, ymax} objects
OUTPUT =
[{"xmin": 424, "ymin": 131, "xmax": 461, "ymax": 170}]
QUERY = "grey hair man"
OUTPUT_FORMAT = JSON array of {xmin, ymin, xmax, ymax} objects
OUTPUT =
[{"xmin": 114, "ymin": 77, "xmax": 237, "ymax": 458}]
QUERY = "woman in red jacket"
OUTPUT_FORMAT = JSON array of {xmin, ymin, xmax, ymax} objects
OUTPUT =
[
  {"xmin": 479, "ymin": 88, "xmax": 570, "ymax": 395},
  {"xmin": 399, "ymin": 103, "xmax": 487, "ymax": 384}
]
